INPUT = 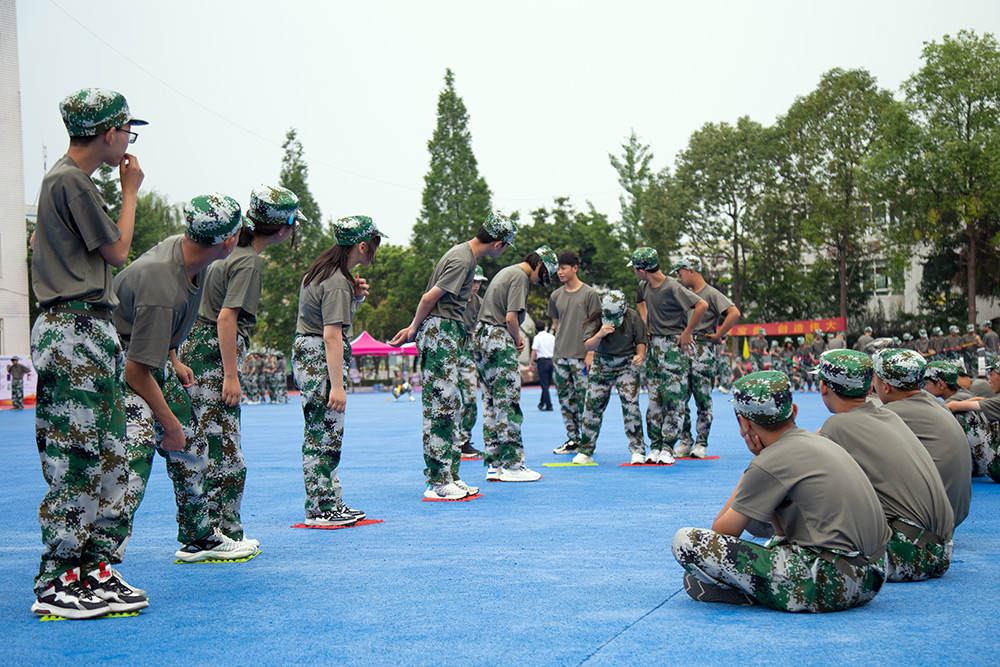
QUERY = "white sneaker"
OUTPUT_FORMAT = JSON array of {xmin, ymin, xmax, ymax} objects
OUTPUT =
[
  {"xmin": 498, "ymin": 463, "xmax": 542, "ymax": 482},
  {"xmin": 657, "ymin": 449, "xmax": 676, "ymax": 465},
  {"xmin": 631, "ymin": 452, "xmax": 646, "ymax": 465},
  {"xmin": 453, "ymin": 478, "xmax": 480, "ymax": 495},
  {"xmin": 238, "ymin": 537, "xmax": 260, "ymax": 550},
  {"xmin": 690, "ymin": 444, "xmax": 707, "ymax": 459},
  {"xmin": 486, "ymin": 465, "xmax": 503, "ymax": 481},
  {"xmin": 646, "ymin": 451, "xmax": 660, "ymax": 464},
  {"xmin": 175, "ymin": 528, "xmax": 257, "ymax": 562},
  {"xmin": 572, "ymin": 453, "xmax": 594, "ymax": 465},
  {"xmin": 673, "ymin": 442, "xmax": 693, "ymax": 458},
  {"xmin": 424, "ymin": 482, "xmax": 468, "ymax": 500}
]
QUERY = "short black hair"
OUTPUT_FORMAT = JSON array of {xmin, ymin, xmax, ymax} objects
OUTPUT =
[
  {"xmin": 475, "ymin": 226, "xmax": 501, "ymax": 244},
  {"xmin": 557, "ymin": 250, "xmax": 579, "ymax": 267}
]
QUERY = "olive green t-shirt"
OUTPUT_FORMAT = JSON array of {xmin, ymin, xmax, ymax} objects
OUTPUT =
[
  {"xmin": 547, "ymin": 283, "xmax": 601, "ymax": 359},
  {"xmin": 732, "ymin": 427, "xmax": 890, "ymax": 556},
  {"xmin": 32, "ymin": 155, "xmax": 122, "ymax": 309},
  {"xmin": 914, "ymin": 338, "xmax": 931, "ymax": 354},
  {"xmin": 635, "ymin": 277, "xmax": 703, "ymax": 336},
  {"xmin": 969, "ymin": 378, "xmax": 995, "ymax": 398},
  {"xmin": 7, "ymin": 363, "xmax": 29, "ymax": 380},
  {"xmin": 478, "ymin": 265, "xmax": 529, "ymax": 328},
  {"xmin": 296, "ymin": 271, "xmax": 355, "ymax": 337},
  {"xmin": 691, "ymin": 283, "xmax": 734, "ymax": 337},
  {"xmin": 584, "ymin": 308, "xmax": 647, "ymax": 358},
  {"xmin": 883, "ymin": 392, "xmax": 972, "ymax": 527},
  {"xmin": 112, "ymin": 235, "xmax": 205, "ymax": 369},
  {"xmin": 984, "ymin": 330, "xmax": 999, "ymax": 354},
  {"xmin": 196, "ymin": 244, "xmax": 263, "ymax": 340},
  {"xmin": 819, "ymin": 401, "xmax": 954, "ymax": 539},
  {"xmin": 425, "ymin": 243, "xmax": 476, "ymax": 323},
  {"xmin": 463, "ymin": 292, "xmax": 483, "ymax": 333}
]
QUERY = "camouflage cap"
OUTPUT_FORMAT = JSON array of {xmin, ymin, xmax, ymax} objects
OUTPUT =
[
  {"xmin": 783, "ymin": 337, "xmax": 793, "ymax": 343},
  {"xmin": 183, "ymin": 193, "xmax": 244, "ymax": 245},
  {"xmin": 59, "ymin": 88, "xmax": 147, "ymax": 137},
  {"xmin": 992, "ymin": 359, "xmax": 1000, "ymax": 375},
  {"xmin": 731, "ymin": 371, "xmax": 794, "ymax": 425},
  {"xmin": 627, "ymin": 247, "xmax": 658, "ymax": 271},
  {"xmin": 924, "ymin": 361, "xmax": 959, "ymax": 385},
  {"xmin": 873, "ymin": 348, "xmax": 926, "ymax": 389},
  {"xmin": 758, "ymin": 328, "xmax": 766, "ymax": 335},
  {"xmin": 892, "ymin": 336, "xmax": 901, "ymax": 345},
  {"xmin": 671, "ymin": 255, "xmax": 702, "ymax": 274},
  {"xmin": 949, "ymin": 324, "xmax": 960, "ymax": 333},
  {"xmin": 482, "ymin": 212, "xmax": 518, "ymax": 248},
  {"xmin": 966, "ymin": 323, "xmax": 975, "ymax": 332},
  {"xmin": 474, "ymin": 266, "xmax": 488, "ymax": 282},
  {"xmin": 813, "ymin": 349, "xmax": 873, "ymax": 397},
  {"xmin": 919, "ymin": 328, "xmax": 928, "ymax": 337},
  {"xmin": 535, "ymin": 245, "xmax": 558, "ymax": 285},
  {"xmin": 797, "ymin": 336, "xmax": 805, "ymax": 344},
  {"xmin": 601, "ymin": 290, "xmax": 627, "ymax": 328},
  {"xmin": 11, "ymin": 355, "xmax": 18, "ymax": 361},
  {"xmin": 332, "ymin": 215, "xmax": 387, "ymax": 246},
  {"xmin": 864, "ymin": 326, "xmax": 873, "ymax": 333},
  {"xmin": 902, "ymin": 332, "xmax": 913, "ymax": 341},
  {"xmin": 864, "ymin": 337, "xmax": 896, "ymax": 356},
  {"xmin": 932, "ymin": 327, "xmax": 943, "ymax": 336},
  {"xmin": 983, "ymin": 320, "xmax": 993, "ymax": 328},
  {"xmin": 246, "ymin": 184, "xmax": 306, "ymax": 229}
]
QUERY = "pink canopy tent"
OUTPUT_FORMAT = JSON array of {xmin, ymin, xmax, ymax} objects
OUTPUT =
[{"xmin": 350, "ymin": 331, "xmax": 417, "ymax": 357}]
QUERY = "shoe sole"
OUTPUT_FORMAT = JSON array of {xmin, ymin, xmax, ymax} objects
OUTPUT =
[
  {"xmin": 31, "ymin": 602, "xmax": 110, "ymax": 620},
  {"xmin": 303, "ymin": 519, "xmax": 358, "ymax": 527},
  {"xmin": 104, "ymin": 599, "xmax": 149, "ymax": 613},
  {"xmin": 174, "ymin": 548, "xmax": 258, "ymax": 562}
]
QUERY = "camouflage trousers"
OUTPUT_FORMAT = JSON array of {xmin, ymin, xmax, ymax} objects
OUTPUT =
[
  {"xmin": 554, "ymin": 357, "xmax": 587, "ymax": 442},
  {"xmin": 31, "ymin": 311, "xmax": 127, "ymax": 594},
  {"xmin": 577, "ymin": 355, "xmax": 644, "ymax": 457},
  {"xmin": 645, "ymin": 335, "xmax": 689, "ymax": 454},
  {"xmin": 672, "ymin": 528, "xmax": 886, "ymax": 613},
  {"xmin": 950, "ymin": 408, "xmax": 997, "ymax": 478},
  {"xmin": 11, "ymin": 377, "xmax": 24, "ymax": 409},
  {"xmin": 799, "ymin": 358, "xmax": 817, "ymax": 390},
  {"xmin": 416, "ymin": 317, "xmax": 465, "ymax": 484},
  {"xmin": 292, "ymin": 335, "xmax": 351, "ymax": 517},
  {"xmin": 474, "ymin": 323, "xmax": 525, "ymax": 467},
  {"xmin": 177, "ymin": 323, "xmax": 248, "ymax": 541},
  {"xmin": 678, "ymin": 341, "xmax": 718, "ymax": 450},
  {"xmin": 750, "ymin": 352, "xmax": 765, "ymax": 372},
  {"xmin": 118, "ymin": 358, "xmax": 202, "ymax": 555},
  {"xmin": 456, "ymin": 339, "xmax": 479, "ymax": 449},
  {"xmin": 267, "ymin": 371, "xmax": 286, "ymax": 403},
  {"xmin": 988, "ymin": 426, "xmax": 1000, "ymax": 484},
  {"xmin": 885, "ymin": 518, "xmax": 952, "ymax": 582},
  {"xmin": 715, "ymin": 355, "xmax": 732, "ymax": 391}
]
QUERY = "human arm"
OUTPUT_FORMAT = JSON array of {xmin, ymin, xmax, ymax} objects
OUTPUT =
[
  {"xmin": 584, "ymin": 323, "xmax": 615, "ymax": 352},
  {"xmin": 633, "ymin": 342, "xmax": 647, "ymax": 367},
  {"xmin": 98, "ymin": 154, "xmax": 144, "ymax": 267},
  {"xmin": 125, "ymin": 359, "xmax": 185, "ymax": 451},
  {"xmin": 709, "ymin": 306, "xmax": 742, "ymax": 344},
  {"xmin": 712, "ymin": 480, "xmax": 752, "ymax": 537},
  {"xmin": 506, "ymin": 311, "xmax": 524, "ymax": 352},
  {"xmin": 169, "ymin": 348, "xmax": 194, "ymax": 388},
  {"xmin": 947, "ymin": 398, "xmax": 985, "ymax": 413},
  {"xmin": 324, "ymin": 323, "xmax": 347, "ymax": 412},
  {"xmin": 389, "ymin": 286, "xmax": 445, "ymax": 346},
  {"xmin": 679, "ymin": 298, "xmax": 708, "ymax": 348},
  {"xmin": 636, "ymin": 302, "xmax": 647, "ymax": 326},
  {"xmin": 217, "ymin": 307, "xmax": 242, "ymax": 406}
]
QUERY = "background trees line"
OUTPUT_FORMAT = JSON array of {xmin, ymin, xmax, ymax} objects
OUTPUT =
[{"xmin": 33, "ymin": 30, "xmax": 998, "ymax": 355}]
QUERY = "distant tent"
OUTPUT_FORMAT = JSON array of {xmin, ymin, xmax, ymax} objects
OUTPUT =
[{"xmin": 349, "ymin": 331, "xmax": 418, "ymax": 357}]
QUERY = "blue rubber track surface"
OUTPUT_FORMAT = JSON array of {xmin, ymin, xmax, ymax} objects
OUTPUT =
[{"xmin": 2, "ymin": 388, "xmax": 997, "ymax": 665}]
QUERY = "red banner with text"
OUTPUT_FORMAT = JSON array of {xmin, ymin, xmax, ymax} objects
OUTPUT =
[{"xmin": 731, "ymin": 318, "xmax": 847, "ymax": 338}]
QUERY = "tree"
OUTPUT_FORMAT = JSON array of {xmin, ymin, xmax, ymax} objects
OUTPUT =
[
  {"xmin": 608, "ymin": 130, "xmax": 654, "ymax": 250},
  {"xmin": 672, "ymin": 116, "xmax": 780, "ymax": 310},
  {"xmin": 780, "ymin": 68, "xmax": 902, "ymax": 320},
  {"xmin": 412, "ymin": 69, "xmax": 493, "ymax": 261},
  {"xmin": 902, "ymin": 30, "xmax": 1000, "ymax": 324},
  {"xmin": 126, "ymin": 191, "xmax": 183, "ymax": 263},
  {"xmin": 255, "ymin": 129, "xmax": 333, "ymax": 355}
]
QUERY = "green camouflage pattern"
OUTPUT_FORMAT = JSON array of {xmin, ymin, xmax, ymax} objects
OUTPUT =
[
  {"xmin": 474, "ymin": 266, "xmax": 488, "ymax": 282},
  {"xmin": 292, "ymin": 334, "xmax": 351, "ymax": 516},
  {"xmin": 577, "ymin": 354, "xmax": 644, "ymax": 457},
  {"xmin": 925, "ymin": 361, "xmax": 959, "ymax": 385},
  {"xmin": 184, "ymin": 193, "xmax": 244, "ymax": 246},
  {"xmin": 473, "ymin": 323, "xmax": 525, "ymax": 467},
  {"xmin": 59, "ymin": 88, "xmax": 146, "ymax": 136},
  {"xmin": 815, "ymin": 349, "xmax": 873, "ymax": 397},
  {"xmin": 535, "ymin": 245, "xmax": 558, "ymax": 285},
  {"xmin": 732, "ymin": 371, "xmax": 793, "ymax": 425},
  {"xmin": 416, "ymin": 317, "xmax": 465, "ymax": 485},
  {"xmin": 672, "ymin": 528, "xmax": 886, "ymax": 613},
  {"xmin": 944, "ymin": 392, "xmax": 998, "ymax": 478},
  {"xmin": 716, "ymin": 353, "xmax": 733, "ymax": 391},
  {"xmin": 30, "ymin": 312, "xmax": 128, "ymax": 594},
  {"xmin": 116, "ymin": 362, "xmax": 205, "ymax": 554},
  {"xmin": 177, "ymin": 323, "xmax": 249, "ymax": 541},
  {"xmin": 886, "ymin": 519, "xmax": 952, "ymax": 582},
  {"xmin": 246, "ymin": 184, "xmax": 306, "ymax": 228},
  {"xmin": 333, "ymin": 215, "xmax": 387, "ymax": 246},
  {"xmin": 554, "ymin": 358, "xmax": 588, "ymax": 441},
  {"xmin": 627, "ymin": 246, "xmax": 658, "ymax": 271},
  {"xmin": 864, "ymin": 337, "xmax": 895, "ymax": 356},
  {"xmin": 601, "ymin": 290, "xmax": 627, "ymax": 327},
  {"xmin": 672, "ymin": 255, "xmax": 702, "ymax": 273},
  {"xmin": 482, "ymin": 211, "xmax": 518, "ymax": 246},
  {"xmin": 873, "ymin": 348, "xmax": 926, "ymax": 389},
  {"xmin": 11, "ymin": 377, "xmax": 24, "ymax": 409},
  {"xmin": 455, "ymin": 337, "xmax": 479, "ymax": 450},
  {"xmin": 682, "ymin": 339, "xmax": 718, "ymax": 448},
  {"xmin": 646, "ymin": 334, "xmax": 689, "ymax": 452}
]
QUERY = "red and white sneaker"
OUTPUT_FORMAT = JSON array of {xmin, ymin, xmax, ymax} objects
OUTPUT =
[{"xmin": 31, "ymin": 567, "xmax": 111, "ymax": 619}]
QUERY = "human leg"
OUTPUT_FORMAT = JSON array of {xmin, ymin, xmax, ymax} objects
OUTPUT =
[{"xmin": 417, "ymin": 317, "xmax": 463, "ymax": 485}]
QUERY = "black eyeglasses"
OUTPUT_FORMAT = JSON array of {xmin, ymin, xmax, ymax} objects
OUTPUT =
[{"xmin": 118, "ymin": 128, "xmax": 138, "ymax": 144}]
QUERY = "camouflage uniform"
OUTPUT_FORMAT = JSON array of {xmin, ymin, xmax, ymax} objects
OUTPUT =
[
  {"xmin": 473, "ymin": 323, "xmax": 525, "ymax": 466},
  {"xmin": 577, "ymin": 355, "xmax": 644, "ymax": 456},
  {"xmin": 177, "ymin": 323, "xmax": 248, "ymax": 540},
  {"xmin": 274, "ymin": 354, "xmax": 289, "ymax": 402},
  {"xmin": 456, "ymin": 336, "xmax": 479, "ymax": 450},
  {"xmin": 685, "ymin": 340, "xmax": 717, "ymax": 448},
  {"xmin": 885, "ymin": 518, "xmax": 953, "ymax": 582},
  {"xmin": 716, "ymin": 353, "xmax": 732, "ymax": 391},
  {"xmin": 292, "ymin": 335, "xmax": 351, "ymax": 515},
  {"xmin": 645, "ymin": 334, "xmax": 688, "ymax": 455},
  {"xmin": 553, "ymin": 359, "xmax": 588, "ymax": 442},
  {"xmin": 8, "ymin": 361, "xmax": 28, "ymax": 409},
  {"xmin": 673, "ymin": 529, "xmax": 887, "ymax": 613},
  {"xmin": 31, "ymin": 309, "xmax": 128, "ymax": 593},
  {"xmin": 418, "ymin": 317, "xmax": 465, "ymax": 484}
]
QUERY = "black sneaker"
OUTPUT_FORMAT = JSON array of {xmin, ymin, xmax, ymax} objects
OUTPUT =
[
  {"xmin": 31, "ymin": 567, "xmax": 111, "ymax": 619},
  {"xmin": 84, "ymin": 562, "xmax": 149, "ymax": 613},
  {"xmin": 335, "ymin": 501, "xmax": 366, "ymax": 521},
  {"xmin": 460, "ymin": 443, "xmax": 483, "ymax": 457},
  {"xmin": 683, "ymin": 573, "xmax": 757, "ymax": 605},
  {"xmin": 552, "ymin": 440, "xmax": 579, "ymax": 454},
  {"xmin": 305, "ymin": 508, "xmax": 358, "ymax": 527}
]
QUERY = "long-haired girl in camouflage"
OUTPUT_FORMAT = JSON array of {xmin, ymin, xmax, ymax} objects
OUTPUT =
[
  {"xmin": 293, "ymin": 216, "xmax": 384, "ymax": 525},
  {"xmin": 572, "ymin": 291, "xmax": 648, "ymax": 464}
]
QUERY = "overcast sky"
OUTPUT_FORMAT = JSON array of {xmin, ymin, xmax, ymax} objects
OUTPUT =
[{"xmin": 17, "ymin": 1, "xmax": 1000, "ymax": 243}]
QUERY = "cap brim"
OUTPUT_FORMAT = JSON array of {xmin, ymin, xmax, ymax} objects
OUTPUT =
[
  {"xmin": 294, "ymin": 210, "xmax": 309, "ymax": 223},
  {"xmin": 127, "ymin": 117, "xmax": 148, "ymax": 127}
]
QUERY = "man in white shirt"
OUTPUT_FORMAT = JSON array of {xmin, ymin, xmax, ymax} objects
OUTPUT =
[{"xmin": 530, "ymin": 321, "xmax": 556, "ymax": 411}]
